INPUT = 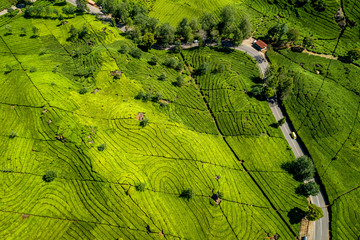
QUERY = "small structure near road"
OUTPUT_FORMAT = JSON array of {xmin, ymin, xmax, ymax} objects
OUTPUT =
[{"xmin": 253, "ymin": 39, "xmax": 268, "ymax": 51}]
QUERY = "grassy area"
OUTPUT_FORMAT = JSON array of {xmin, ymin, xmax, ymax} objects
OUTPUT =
[
  {"xmin": 0, "ymin": 3, "xmax": 309, "ymax": 239},
  {"xmin": 267, "ymin": 48, "xmax": 360, "ymax": 239}
]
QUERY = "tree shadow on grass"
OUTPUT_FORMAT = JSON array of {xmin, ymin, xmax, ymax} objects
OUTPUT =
[{"xmin": 287, "ymin": 207, "xmax": 306, "ymax": 224}]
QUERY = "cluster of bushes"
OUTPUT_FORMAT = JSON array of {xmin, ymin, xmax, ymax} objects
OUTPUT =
[
  {"xmin": 135, "ymin": 90, "xmax": 163, "ymax": 102},
  {"xmin": 98, "ymin": 1, "xmax": 251, "ymax": 48},
  {"xmin": 283, "ymin": 156, "xmax": 321, "ymax": 197},
  {"xmin": 4, "ymin": 24, "xmax": 39, "ymax": 37}
]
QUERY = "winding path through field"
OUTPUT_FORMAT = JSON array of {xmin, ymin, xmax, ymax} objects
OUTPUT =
[
  {"xmin": 234, "ymin": 42, "xmax": 330, "ymax": 240},
  {"xmin": 63, "ymin": 1, "xmax": 330, "ymax": 238}
]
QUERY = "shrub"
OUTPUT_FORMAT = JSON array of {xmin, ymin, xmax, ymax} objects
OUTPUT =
[
  {"xmin": 149, "ymin": 55, "xmax": 158, "ymax": 65},
  {"xmin": 143, "ymin": 92, "xmax": 153, "ymax": 102},
  {"xmin": 140, "ymin": 117, "xmax": 149, "ymax": 127},
  {"xmin": 163, "ymin": 58, "xmax": 178, "ymax": 69},
  {"xmin": 197, "ymin": 62, "xmax": 210, "ymax": 75},
  {"xmin": 136, "ymin": 182, "xmax": 146, "ymax": 192},
  {"xmin": 79, "ymin": 87, "xmax": 88, "ymax": 94},
  {"xmin": 29, "ymin": 67, "xmax": 37, "ymax": 73},
  {"xmin": 135, "ymin": 90, "xmax": 145, "ymax": 100},
  {"xmin": 180, "ymin": 189, "xmax": 195, "ymax": 200},
  {"xmin": 118, "ymin": 44, "xmax": 128, "ymax": 54},
  {"xmin": 43, "ymin": 170, "xmax": 57, "ymax": 182},
  {"xmin": 158, "ymin": 72, "xmax": 167, "ymax": 81},
  {"xmin": 152, "ymin": 92, "xmax": 162, "ymax": 102},
  {"xmin": 218, "ymin": 63, "xmax": 226, "ymax": 73},
  {"xmin": 5, "ymin": 64, "xmax": 13, "ymax": 73},
  {"xmin": 129, "ymin": 47, "xmax": 142, "ymax": 59},
  {"xmin": 97, "ymin": 143, "xmax": 107, "ymax": 151},
  {"xmin": 9, "ymin": 131, "xmax": 17, "ymax": 139},
  {"xmin": 296, "ymin": 182, "xmax": 320, "ymax": 197},
  {"xmin": 175, "ymin": 75, "xmax": 185, "ymax": 87}
]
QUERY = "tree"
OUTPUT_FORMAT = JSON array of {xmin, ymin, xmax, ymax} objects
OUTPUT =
[
  {"xmin": 157, "ymin": 23, "xmax": 175, "ymax": 47},
  {"xmin": 267, "ymin": 23, "xmax": 288, "ymax": 43},
  {"xmin": 135, "ymin": 90, "xmax": 145, "ymax": 100},
  {"xmin": 218, "ymin": 5, "xmax": 236, "ymax": 37},
  {"xmin": 118, "ymin": 44, "xmax": 128, "ymax": 54},
  {"xmin": 76, "ymin": 0, "xmax": 89, "ymax": 12},
  {"xmin": 152, "ymin": 92, "xmax": 162, "ymax": 102},
  {"xmin": 20, "ymin": 27, "xmax": 26, "ymax": 36},
  {"xmin": 176, "ymin": 18, "xmax": 189, "ymax": 38},
  {"xmin": 136, "ymin": 182, "xmax": 146, "ymax": 192},
  {"xmin": 251, "ymin": 86, "xmax": 262, "ymax": 97},
  {"xmin": 348, "ymin": 48, "xmax": 360, "ymax": 62},
  {"xmin": 233, "ymin": 28, "xmax": 244, "ymax": 46},
  {"xmin": 141, "ymin": 32, "xmax": 156, "ymax": 50},
  {"xmin": 287, "ymin": 28, "xmax": 299, "ymax": 42},
  {"xmin": 163, "ymin": 58, "xmax": 178, "ymax": 69},
  {"xmin": 277, "ymin": 117, "xmax": 286, "ymax": 127},
  {"xmin": 97, "ymin": 143, "xmax": 107, "ymax": 151},
  {"xmin": 189, "ymin": 18, "xmax": 200, "ymax": 33},
  {"xmin": 9, "ymin": 131, "xmax": 17, "ymax": 138},
  {"xmin": 296, "ymin": 182, "xmax": 320, "ymax": 197},
  {"xmin": 307, "ymin": 204, "xmax": 324, "ymax": 221},
  {"xmin": 4, "ymin": 24, "xmax": 12, "ymax": 35},
  {"xmin": 43, "ymin": 170, "xmax": 57, "ymax": 182},
  {"xmin": 264, "ymin": 86, "xmax": 275, "ymax": 98},
  {"xmin": 175, "ymin": 75, "xmax": 185, "ymax": 87},
  {"xmin": 239, "ymin": 15, "xmax": 252, "ymax": 39},
  {"xmin": 149, "ymin": 55, "xmax": 158, "ymax": 65},
  {"xmin": 303, "ymin": 36, "xmax": 314, "ymax": 48},
  {"xmin": 180, "ymin": 189, "xmax": 195, "ymax": 200},
  {"xmin": 62, "ymin": 5, "xmax": 76, "ymax": 16},
  {"xmin": 69, "ymin": 25, "xmax": 78, "ymax": 41},
  {"xmin": 218, "ymin": 63, "xmax": 226, "ymax": 73},
  {"xmin": 5, "ymin": 64, "xmax": 13, "ymax": 73},
  {"xmin": 129, "ymin": 47, "xmax": 142, "ymax": 59},
  {"xmin": 158, "ymin": 73, "xmax": 167, "ymax": 81},
  {"xmin": 197, "ymin": 62, "xmax": 210, "ymax": 75},
  {"xmin": 140, "ymin": 117, "xmax": 149, "ymax": 127},
  {"xmin": 32, "ymin": 26, "xmax": 39, "ymax": 37},
  {"xmin": 201, "ymin": 12, "xmax": 216, "ymax": 36},
  {"xmin": 292, "ymin": 156, "xmax": 315, "ymax": 181}
]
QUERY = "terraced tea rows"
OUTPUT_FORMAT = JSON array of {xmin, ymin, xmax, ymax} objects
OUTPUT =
[{"xmin": 0, "ymin": 5, "xmax": 308, "ymax": 239}]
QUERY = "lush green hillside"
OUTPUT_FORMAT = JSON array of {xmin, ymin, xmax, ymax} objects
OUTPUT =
[
  {"xmin": 267, "ymin": 48, "xmax": 360, "ymax": 239},
  {"xmin": 0, "ymin": 5, "xmax": 308, "ymax": 239}
]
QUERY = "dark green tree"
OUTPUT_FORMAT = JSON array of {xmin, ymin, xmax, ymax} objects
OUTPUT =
[
  {"xmin": 348, "ymin": 48, "xmax": 360, "ymax": 62},
  {"xmin": 218, "ymin": 5, "xmax": 236, "ymax": 37},
  {"xmin": 76, "ymin": 0, "xmax": 89, "ymax": 12},
  {"xmin": 32, "ymin": 26, "xmax": 39, "ymax": 37},
  {"xmin": 97, "ymin": 143, "xmax": 107, "ymax": 151},
  {"xmin": 296, "ymin": 182, "xmax": 320, "ymax": 197},
  {"xmin": 129, "ymin": 47, "xmax": 142, "ymax": 59},
  {"xmin": 158, "ymin": 72, "xmax": 167, "ymax": 81},
  {"xmin": 292, "ymin": 156, "xmax": 315, "ymax": 181},
  {"xmin": 201, "ymin": 12, "xmax": 216, "ymax": 36},
  {"xmin": 157, "ymin": 23, "xmax": 175, "ymax": 47},
  {"xmin": 175, "ymin": 75, "xmax": 185, "ymax": 87},
  {"xmin": 180, "ymin": 189, "xmax": 195, "ymax": 200},
  {"xmin": 136, "ymin": 182, "xmax": 146, "ymax": 192},
  {"xmin": 140, "ymin": 117, "xmax": 149, "ymax": 127},
  {"xmin": 277, "ymin": 117, "xmax": 286, "ymax": 127},
  {"xmin": 197, "ymin": 62, "xmax": 211, "ymax": 75},
  {"xmin": 43, "ymin": 170, "xmax": 57, "ymax": 182},
  {"xmin": 287, "ymin": 28, "xmax": 299, "ymax": 42},
  {"xmin": 303, "ymin": 36, "xmax": 314, "ymax": 48}
]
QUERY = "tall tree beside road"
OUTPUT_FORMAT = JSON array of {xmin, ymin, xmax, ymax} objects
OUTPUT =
[{"xmin": 76, "ymin": 0, "xmax": 89, "ymax": 12}]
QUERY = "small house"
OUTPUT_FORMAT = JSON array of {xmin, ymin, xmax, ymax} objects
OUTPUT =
[{"xmin": 253, "ymin": 39, "xmax": 268, "ymax": 51}]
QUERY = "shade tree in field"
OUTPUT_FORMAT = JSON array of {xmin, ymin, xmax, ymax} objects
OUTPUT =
[
  {"xmin": 286, "ymin": 28, "xmax": 299, "ymax": 42},
  {"xmin": 157, "ymin": 23, "xmax": 175, "ymax": 47},
  {"xmin": 140, "ymin": 32, "xmax": 156, "ymax": 50},
  {"xmin": 283, "ymin": 156, "xmax": 315, "ymax": 181},
  {"xmin": 180, "ymin": 189, "xmax": 195, "ymax": 200},
  {"xmin": 347, "ymin": 48, "xmax": 360, "ymax": 63},
  {"xmin": 43, "ymin": 170, "xmax": 57, "ymax": 182}
]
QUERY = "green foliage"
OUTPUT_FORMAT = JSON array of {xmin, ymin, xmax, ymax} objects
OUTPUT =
[
  {"xmin": 348, "ymin": 48, "xmax": 360, "ymax": 62},
  {"xmin": 158, "ymin": 72, "xmax": 167, "ymax": 81},
  {"xmin": 149, "ymin": 55, "xmax": 158, "ymax": 65},
  {"xmin": 175, "ymin": 75, "xmax": 185, "ymax": 87},
  {"xmin": 5, "ymin": 64, "xmax": 12, "ymax": 73},
  {"xmin": 32, "ymin": 26, "xmax": 39, "ymax": 37},
  {"xmin": 118, "ymin": 44, "xmax": 128, "ymax": 54},
  {"xmin": 140, "ymin": 32, "xmax": 156, "ymax": 50},
  {"xmin": 277, "ymin": 117, "xmax": 286, "ymax": 127},
  {"xmin": 307, "ymin": 204, "xmax": 324, "ymax": 221},
  {"xmin": 97, "ymin": 144, "xmax": 107, "ymax": 151},
  {"xmin": 76, "ymin": 0, "xmax": 89, "ymax": 12},
  {"xmin": 180, "ymin": 189, "xmax": 195, "ymax": 200},
  {"xmin": 9, "ymin": 131, "xmax": 17, "ymax": 139},
  {"xmin": 286, "ymin": 28, "xmax": 299, "ymax": 42},
  {"xmin": 79, "ymin": 87, "xmax": 88, "ymax": 94},
  {"xmin": 157, "ymin": 23, "xmax": 175, "ymax": 46},
  {"xmin": 135, "ymin": 182, "xmax": 145, "ymax": 192},
  {"xmin": 286, "ymin": 156, "xmax": 315, "ymax": 181},
  {"xmin": 302, "ymin": 36, "xmax": 314, "ymax": 48},
  {"xmin": 43, "ymin": 170, "xmax": 57, "ymax": 182},
  {"xmin": 296, "ymin": 182, "xmax": 320, "ymax": 197},
  {"xmin": 29, "ymin": 67, "xmax": 37, "ymax": 73},
  {"xmin": 218, "ymin": 63, "xmax": 226, "ymax": 73},
  {"xmin": 129, "ymin": 47, "xmax": 142, "ymax": 59},
  {"xmin": 263, "ymin": 86, "xmax": 275, "ymax": 98},
  {"xmin": 140, "ymin": 117, "xmax": 149, "ymax": 127},
  {"xmin": 197, "ymin": 62, "xmax": 210, "ymax": 75}
]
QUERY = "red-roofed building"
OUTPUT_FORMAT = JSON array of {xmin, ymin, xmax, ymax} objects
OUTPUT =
[{"xmin": 253, "ymin": 39, "xmax": 268, "ymax": 51}]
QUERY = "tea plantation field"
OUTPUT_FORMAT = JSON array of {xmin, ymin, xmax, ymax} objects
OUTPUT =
[
  {"xmin": 0, "ymin": 5, "xmax": 308, "ymax": 240},
  {"xmin": 267, "ymin": 48, "xmax": 360, "ymax": 240}
]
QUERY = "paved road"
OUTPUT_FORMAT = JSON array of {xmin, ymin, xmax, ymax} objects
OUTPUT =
[
  {"xmin": 235, "ymin": 44, "xmax": 329, "ymax": 240},
  {"xmin": 66, "ymin": 0, "xmax": 102, "ymax": 14}
]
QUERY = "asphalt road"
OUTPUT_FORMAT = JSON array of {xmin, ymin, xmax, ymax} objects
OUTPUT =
[{"xmin": 235, "ymin": 44, "xmax": 329, "ymax": 240}]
